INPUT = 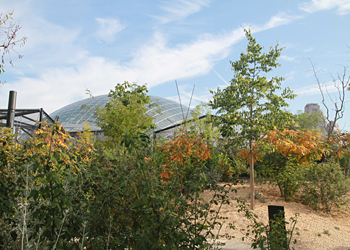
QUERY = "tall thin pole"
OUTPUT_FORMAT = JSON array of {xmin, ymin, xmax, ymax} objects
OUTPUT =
[
  {"xmin": 185, "ymin": 85, "xmax": 195, "ymax": 120},
  {"xmin": 175, "ymin": 80, "xmax": 185, "ymax": 121},
  {"xmin": 39, "ymin": 108, "xmax": 43, "ymax": 129},
  {"xmin": 250, "ymin": 104, "xmax": 255, "ymax": 210},
  {"xmin": 6, "ymin": 90, "xmax": 17, "ymax": 131}
]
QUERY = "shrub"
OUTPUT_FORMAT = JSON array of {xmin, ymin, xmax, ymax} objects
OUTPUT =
[
  {"xmin": 218, "ymin": 153, "xmax": 248, "ymax": 181},
  {"xmin": 84, "ymin": 136, "xmax": 235, "ymax": 249},
  {"xmin": 0, "ymin": 123, "xmax": 94, "ymax": 249},
  {"xmin": 1, "ymin": 124, "xmax": 237, "ymax": 249},
  {"xmin": 256, "ymin": 152, "xmax": 303, "ymax": 201},
  {"xmin": 160, "ymin": 131, "xmax": 211, "ymax": 194},
  {"xmin": 300, "ymin": 159, "xmax": 350, "ymax": 212}
]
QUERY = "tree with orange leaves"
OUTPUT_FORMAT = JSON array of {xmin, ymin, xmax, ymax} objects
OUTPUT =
[
  {"xmin": 160, "ymin": 131, "xmax": 211, "ymax": 192},
  {"xmin": 262, "ymin": 128, "xmax": 327, "ymax": 163},
  {"xmin": 248, "ymin": 127, "xmax": 327, "ymax": 201}
]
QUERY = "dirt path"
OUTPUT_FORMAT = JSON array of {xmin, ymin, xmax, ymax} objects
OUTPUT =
[{"xmin": 200, "ymin": 182, "xmax": 350, "ymax": 250}]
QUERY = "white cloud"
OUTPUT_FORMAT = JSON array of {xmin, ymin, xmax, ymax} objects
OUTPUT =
[
  {"xmin": 126, "ymin": 30, "xmax": 244, "ymax": 87},
  {"xmin": 295, "ymin": 81, "xmax": 343, "ymax": 96},
  {"xmin": 295, "ymin": 84, "xmax": 321, "ymax": 96},
  {"xmin": 156, "ymin": 0, "xmax": 211, "ymax": 23},
  {"xmin": 251, "ymin": 12, "xmax": 302, "ymax": 32},
  {"xmin": 95, "ymin": 18, "xmax": 126, "ymax": 43},
  {"xmin": 0, "ymin": 27, "xmax": 243, "ymax": 113},
  {"xmin": 0, "ymin": 11, "xmax": 300, "ymax": 114},
  {"xmin": 0, "ymin": 2, "xmax": 84, "ymax": 76},
  {"xmin": 299, "ymin": 0, "xmax": 350, "ymax": 15},
  {"xmin": 0, "ymin": 56, "xmax": 136, "ymax": 113},
  {"xmin": 280, "ymin": 55, "xmax": 296, "ymax": 62},
  {"xmin": 303, "ymin": 48, "xmax": 314, "ymax": 52},
  {"xmin": 284, "ymin": 70, "xmax": 297, "ymax": 81}
]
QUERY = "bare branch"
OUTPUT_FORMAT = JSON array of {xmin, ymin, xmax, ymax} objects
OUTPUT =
[
  {"xmin": 0, "ymin": 11, "xmax": 26, "ymax": 76},
  {"xmin": 309, "ymin": 59, "xmax": 349, "ymax": 140},
  {"xmin": 309, "ymin": 59, "xmax": 330, "ymax": 123}
]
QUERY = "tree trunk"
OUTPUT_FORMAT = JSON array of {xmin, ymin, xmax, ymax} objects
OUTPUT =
[
  {"xmin": 250, "ymin": 141, "xmax": 255, "ymax": 210},
  {"xmin": 249, "ymin": 101, "xmax": 255, "ymax": 210}
]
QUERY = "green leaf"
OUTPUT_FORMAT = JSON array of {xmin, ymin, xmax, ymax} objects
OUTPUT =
[
  {"xmin": 29, "ymin": 189, "xmax": 39, "ymax": 200},
  {"xmin": 54, "ymin": 217, "xmax": 61, "ymax": 228}
]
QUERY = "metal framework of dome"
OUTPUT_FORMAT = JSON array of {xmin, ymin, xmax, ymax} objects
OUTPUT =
[{"xmin": 50, "ymin": 95, "xmax": 193, "ymax": 135}]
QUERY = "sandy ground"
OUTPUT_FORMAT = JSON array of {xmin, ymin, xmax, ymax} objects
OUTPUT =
[{"xmin": 200, "ymin": 182, "xmax": 350, "ymax": 250}]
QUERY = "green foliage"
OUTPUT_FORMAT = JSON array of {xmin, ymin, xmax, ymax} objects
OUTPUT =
[
  {"xmin": 0, "ymin": 123, "xmax": 94, "ymax": 249},
  {"xmin": 96, "ymin": 81, "xmax": 156, "ymax": 146},
  {"xmin": 218, "ymin": 153, "xmax": 248, "ymax": 181},
  {"xmin": 0, "ymin": 128, "xmax": 25, "ymax": 246},
  {"xmin": 0, "ymin": 123, "xmax": 236, "ymax": 249},
  {"xmin": 209, "ymin": 29, "xmax": 295, "ymax": 146},
  {"xmin": 186, "ymin": 103, "xmax": 248, "ymax": 183},
  {"xmin": 257, "ymin": 152, "xmax": 303, "ymax": 201},
  {"xmin": 209, "ymin": 28, "xmax": 295, "ymax": 209},
  {"xmin": 338, "ymin": 143, "xmax": 350, "ymax": 177},
  {"xmin": 84, "ymin": 133, "xmax": 235, "ymax": 249},
  {"xmin": 237, "ymin": 199, "xmax": 298, "ymax": 250},
  {"xmin": 273, "ymin": 162, "xmax": 303, "ymax": 202},
  {"xmin": 204, "ymin": 168, "xmax": 222, "ymax": 187},
  {"xmin": 0, "ymin": 82, "xmax": 246, "ymax": 249},
  {"xmin": 300, "ymin": 159, "xmax": 350, "ymax": 212},
  {"xmin": 187, "ymin": 103, "xmax": 221, "ymax": 145},
  {"xmin": 294, "ymin": 110, "xmax": 325, "ymax": 133}
]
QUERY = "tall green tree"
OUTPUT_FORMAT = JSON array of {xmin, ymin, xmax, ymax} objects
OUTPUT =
[
  {"xmin": 209, "ymin": 29, "xmax": 295, "ymax": 210},
  {"xmin": 96, "ymin": 81, "xmax": 156, "ymax": 147},
  {"xmin": 294, "ymin": 109, "xmax": 325, "ymax": 134}
]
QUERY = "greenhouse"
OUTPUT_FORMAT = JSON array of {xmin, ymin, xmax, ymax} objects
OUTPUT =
[{"xmin": 49, "ymin": 94, "xmax": 194, "ymax": 138}]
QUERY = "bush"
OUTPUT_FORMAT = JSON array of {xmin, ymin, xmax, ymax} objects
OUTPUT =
[
  {"xmin": 218, "ymin": 153, "xmax": 248, "ymax": 181},
  {"xmin": 0, "ymin": 125, "xmax": 237, "ymax": 249},
  {"xmin": 84, "ymin": 134, "xmax": 235, "ymax": 249},
  {"xmin": 205, "ymin": 168, "xmax": 222, "ymax": 188},
  {"xmin": 0, "ymin": 123, "xmax": 94, "ymax": 249},
  {"xmin": 300, "ymin": 159, "xmax": 350, "ymax": 212},
  {"xmin": 273, "ymin": 162, "xmax": 304, "ymax": 202},
  {"xmin": 256, "ymin": 152, "xmax": 303, "ymax": 201},
  {"xmin": 339, "ymin": 153, "xmax": 350, "ymax": 177}
]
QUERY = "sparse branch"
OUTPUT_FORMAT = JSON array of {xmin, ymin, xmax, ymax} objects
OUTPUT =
[
  {"xmin": 309, "ymin": 59, "xmax": 349, "ymax": 140},
  {"xmin": 0, "ymin": 11, "xmax": 26, "ymax": 77},
  {"xmin": 310, "ymin": 59, "xmax": 330, "ymax": 124}
]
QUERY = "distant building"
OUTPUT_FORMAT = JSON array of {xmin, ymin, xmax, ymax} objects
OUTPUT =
[
  {"xmin": 304, "ymin": 103, "xmax": 321, "ymax": 114},
  {"xmin": 304, "ymin": 103, "xmax": 326, "ymax": 135}
]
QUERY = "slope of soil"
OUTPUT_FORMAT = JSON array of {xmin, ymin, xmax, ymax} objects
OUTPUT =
[{"xmin": 200, "ymin": 182, "xmax": 350, "ymax": 250}]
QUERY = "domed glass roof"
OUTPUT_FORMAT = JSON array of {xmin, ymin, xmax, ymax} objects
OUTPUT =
[{"xmin": 50, "ymin": 95, "xmax": 192, "ymax": 132}]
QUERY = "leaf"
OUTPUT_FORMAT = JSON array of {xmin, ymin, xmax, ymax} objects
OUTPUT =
[
  {"xmin": 54, "ymin": 217, "xmax": 61, "ymax": 228},
  {"xmin": 29, "ymin": 189, "xmax": 39, "ymax": 200}
]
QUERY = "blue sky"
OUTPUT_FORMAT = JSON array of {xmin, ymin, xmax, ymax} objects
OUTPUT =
[{"xmin": 1, "ymin": 0, "xmax": 350, "ymax": 130}]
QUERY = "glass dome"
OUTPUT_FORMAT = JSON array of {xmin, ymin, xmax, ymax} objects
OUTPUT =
[{"xmin": 50, "ymin": 95, "xmax": 193, "ymax": 133}]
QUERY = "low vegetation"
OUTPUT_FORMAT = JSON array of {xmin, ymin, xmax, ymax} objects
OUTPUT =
[{"xmin": 1, "ymin": 31, "xmax": 349, "ymax": 250}]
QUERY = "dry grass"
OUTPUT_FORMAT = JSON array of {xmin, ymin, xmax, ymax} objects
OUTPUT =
[{"xmin": 200, "ymin": 181, "xmax": 350, "ymax": 250}]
